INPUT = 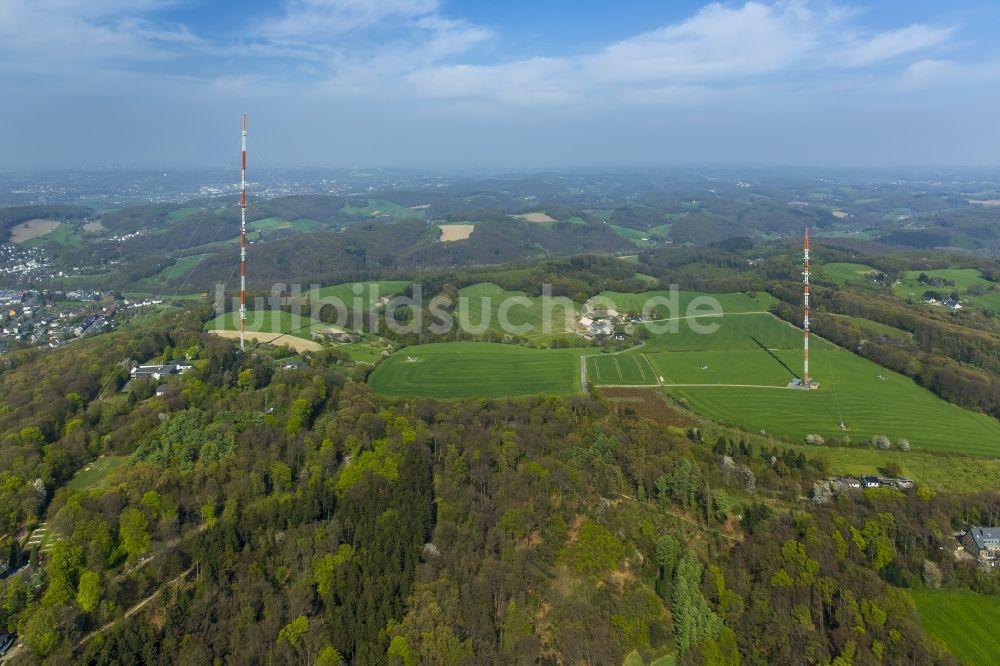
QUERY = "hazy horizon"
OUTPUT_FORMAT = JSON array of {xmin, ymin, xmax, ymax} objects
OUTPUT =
[{"xmin": 3, "ymin": 0, "xmax": 1000, "ymax": 170}]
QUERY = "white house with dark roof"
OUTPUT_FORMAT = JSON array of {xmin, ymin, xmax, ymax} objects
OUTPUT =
[{"xmin": 963, "ymin": 526, "xmax": 1000, "ymax": 561}]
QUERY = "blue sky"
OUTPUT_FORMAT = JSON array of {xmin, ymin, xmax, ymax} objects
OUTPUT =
[{"xmin": 1, "ymin": 0, "xmax": 999, "ymax": 169}]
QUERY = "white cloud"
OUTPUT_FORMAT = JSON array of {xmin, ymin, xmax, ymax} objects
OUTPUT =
[
  {"xmin": 834, "ymin": 24, "xmax": 954, "ymax": 67},
  {"xmin": 896, "ymin": 58, "xmax": 1000, "ymax": 91},
  {"xmin": 261, "ymin": 0, "xmax": 439, "ymax": 39}
]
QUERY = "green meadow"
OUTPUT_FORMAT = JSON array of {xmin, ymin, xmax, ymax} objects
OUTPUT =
[
  {"xmin": 156, "ymin": 253, "xmax": 213, "ymax": 282},
  {"xmin": 66, "ymin": 456, "xmax": 128, "ymax": 491},
  {"xmin": 668, "ymin": 340, "xmax": 1000, "ymax": 456},
  {"xmin": 455, "ymin": 282, "xmax": 578, "ymax": 341},
  {"xmin": 310, "ymin": 280, "xmax": 411, "ymax": 313},
  {"xmin": 204, "ymin": 310, "xmax": 327, "ymax": 340},
  {"xmin": 909, "ymin": 589, "xmax": 1000, "ymax": 666},
  {"xmin": 369, "ymin": 342, "xmax": 584, "ymax": 398},
  {"xmin": 893, "ymin": 268, "xmax": 1000, "ymax": 310},
  {"xmin": 251, "ymin": 217, "xmax": 323, "ymax": 234},
  {"xmin": 340, "ymin": 199, "xmax": 421, "ymax": 219},
  {"xmin": 818, "ymin": 262, "xmax": 877, "ymax": 285},
  {"xmin": 586, "ymin": 353, "xmax": 658, "ymax": 385},
  {"xmin": 595, "ymin": 290, "xmax": 775, "ymax": 318}
]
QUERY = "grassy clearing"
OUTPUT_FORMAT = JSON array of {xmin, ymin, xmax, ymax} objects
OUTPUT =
[
  {"xmin": 156, "ymin": 253, "xmax": 213, "ymax": 283},
  {"xmin": 341, "ymin": 199, "xmax": 420, "ymax": 219},
  {"xmin": 516, "ymin": 212, "xmax": 557, "ymax": 223},
  {"xmin": 456, "ymin": 282, "xmax": 578, "ymax": 341},
  {"xmin": 623, "ymin": 652, "xmax": 677, "ymax": 666},
  {"xmin": 787, "ymin": 443, "xmax": 1000, "ymax": 493},
  {"xmin": 827, "ymin": 313, "xmax": 912, "ymax": 339},
  {"xmin": 167, "ymin": 207, "xmax": 201, "ymax": 223},
  {"xmin": 668, "ymin": 338, "xmax": 1000, "ymax": 456},
  {"xmin": 638, "ymin": 312, "xmax": 802, "ymax": 353},
  {"xmin": 11, "ymin": 219, "xmax": 62, "ymax": 243},
  {"xmin": 909, "ymin": 589, "xmax": 1000, "ymax": 666},
  {"xmin": 369, "ymin": 342, "xmax": 584, "ymax": 398},
  {"xmin": 609, "ymin": 225, "xmax": 653, "ymax": 248},
  {"xmin": 596, "ymin": 291, "xmax": 775, "ymax": 317},
  {"xmin": 893, "ymin": 268, "xmax": 1000, "ymax": 311},
  {"xmin": 251, "ymin": 217, "xmax": 323, "ymax": 233},
  {"xmin": 587, "ymin": 353, "xmax": 658, "ymax": 385},
  {"xmin": 438, "ymin": 224, "xmax": 475, "ymax": 241},
  {"xmin": 67, "ymin": 456, "xmax": 128, "ymax": 491},
  {"xmin": 649, "ymin": 348, "xmax": 802, "ymax": 386},
  {"xmin": 819, "ymin": 262, "xmax": 877, "ymax": 285},
  {"xmin": 204, "ymin": 310, "xmax": 327, "ymax": 340},
  {"xmin": 647, "ymin": 224, "xmax": 673, "ymax": 240},
  {"xmin": 310, "ymin": 281, "xmax": 410, "ymax": 314}
]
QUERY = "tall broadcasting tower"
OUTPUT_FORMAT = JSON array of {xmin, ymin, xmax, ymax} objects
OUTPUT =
[
  {"xmin": 803, "ymin": 227, "xmax": 810, "ymax": 388},
  {"xmin": 239, "ymin": 114, "xmax": 248, "ymax": 352}
]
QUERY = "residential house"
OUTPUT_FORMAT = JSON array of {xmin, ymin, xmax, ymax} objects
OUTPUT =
[{"xmin": 963, "ymin": 527, "xmax": 1000, "ymax": 561}]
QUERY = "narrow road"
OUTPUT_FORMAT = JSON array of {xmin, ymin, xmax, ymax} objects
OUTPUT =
[{"xmin": 76, "ymin": 565, "xmax": 196, "ymax": 649}]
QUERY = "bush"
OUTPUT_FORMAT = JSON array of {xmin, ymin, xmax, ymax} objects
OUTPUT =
[
  {"xmin": 871, "ymin": 435, "xmax": 891, "ymax": 450},
  {"xmin": 896, "ymin": 438, "xmax": 910, "ymax": 452},
  {"xmin": 804, "ymin": 433, "xmax": 825, "ymax": 446}
]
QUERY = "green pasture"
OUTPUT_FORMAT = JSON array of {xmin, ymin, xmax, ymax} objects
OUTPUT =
[
  {"xmin": 251, "ymin": 217, "xmax": 323, "ymax": 234},
  {"xmin": 647, "ymin": 224, "xmax": 673, "ymax": 240},
  {"xmin": 826, "ymin": 313, "xmax": 911, "ymax": 339},
  {"xmin": 67, "ymin": 456, "xmax": 128, "ymax": 491},
  {"xmin": 648, "ymin": 348, "xmax": 803, "ymax": 386},
  {"xmin": 893, "ymin": 268, "xmax": 1000, "ymax": 310},
  {"xmin": 609, "ymin": 225, "xmax": 653, "ymax": 247},
  {"xmin": 204, "ymin": 310, "xmax": 327, "ymax": 340},
  {"xmin": 369, "ymin": 343, "xmax": 584, "ymax": 398},
  {"xmin": 787, "ymin": 444, "xmax": 1000, "ymax": 494},
  {"xmin": 586, "ymin": 353, "xmax": 659, "ymax": 385},
  {"xmin": 456, "ymin": 282, "xmax": 578, "ymax": 341},
  {"xmin": 638, "ymin": 312, "xmax": 802, "ymax": 353},
  {"xmin": 818, "ymin": 262, "xmax": 877, "ymax": 285},
  {"xmin": 24, "ymin": 222, "xmax": 82, "ymax": 248},
  {"xmin": 595, "ymin": 290, "xmax": 775, "ymax": 318},
  {"xmin": 909, "ymin": 589, "xmax": 1000, "ymax": 666},
  {"xmin": 309, "ymin": 280, "xmax": 411, "ymax": 316},
  {"xmin": 156, "ymin": 253, "xmax": 213, "ymax": 282},
  {"xmin": 340, "ymin": 199, "xmax": 420, "ymax": 219},
  {"xmin": 167, "ymin": 207, "xmax": 201, "ymax": 223},
  {"xmin": 668, "ymin": 340, "xmax": 1000, "ymax": 456}
]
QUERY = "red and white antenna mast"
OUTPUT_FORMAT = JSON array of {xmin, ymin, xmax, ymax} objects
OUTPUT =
[
  {"xmin": 803, "ymin": 227, "xmax": 810, "ymax": 388},
  {"xmin": 239, "ymin": 114, "xmax": 248, "ymax": 352}
]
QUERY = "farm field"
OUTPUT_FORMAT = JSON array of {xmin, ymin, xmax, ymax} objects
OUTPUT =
[
  {"xmin": 668, "ymin": 340, "xmax": 1000, "ymax": 456},
  {"xmin": 595, "ymin": 290, "xmax": 775, "ymax": 318},
  {"xmin": 204, "ymin": 310, "xmax": 327, "ymax": 340},
  {"xmin": 310, "ymin": 280, "xmax": 411, "ymax": 315},
  {"xmin": 456, "ymin": 282, "xmax": 578, "ymax": 341},
  {"xmin": 638, "ymin": 312, "xmax": 802, "ymax": 353},
  {"xmin": 438, "ymin": 224, "xmax": 475, "ymax": 241},
  {"xmin": 609, "ymin": 225, "xmax": 653, "ymax": 247},
  {"xmin": 516, "ymin": 211, "xmax": 557, "ymax": 223},
  {"xmin": 909, "ymin": 589, "xmax": 1000, "ymax": 666},
  {"xmin": 893, "ymin": 268, "xmax": 1000, "ymax": 311},
  {"xmin": 369, "ymin": 342, "xmax": 584, "ymax": 398},
  {"xmin": 340, "ymin": 199, "xmax": 419, "ymax": 219},
  {"xmin": 251, "ymin": 217, "xmax": 323, "ymax": 234},
  {"xmin": 586, "ymin": 353, "xmax": 658, "ymax": 385},
  {"xmin": 156, "ymin": 253, "xmax": 214, "ymax": 283},
  {"xmin": 11, "ymin": 219, "xmax": 62, "ymax": 243},
  {"xmin": 648, "ymin": 348, "xmax": 803, "ymax": 386},
  {"xmin": 818, "ymin": 262, "xmax": 877, "ymax": 285}
]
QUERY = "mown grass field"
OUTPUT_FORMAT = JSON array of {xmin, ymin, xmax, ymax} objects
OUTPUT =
[
  {"xmin": 909, "ymin": 589, "xmax": 1000, "ymax": 666},
  {"xmin": 156, "ymin": 253, "xmax": 214, "ymax": 282},
  {"xmin": 586, "ymin": 353, "xmax": 658, "ymax": 385},
  {"xmin": 369, "ymin": 343, "xmax": 584, "ymax": 398},
  {"xmin": 341, "ymin": 199, "xmax": 420, "ymax": 219},
  {"xmin": 456, "ymin": 282, "xmax": 578, "ymax": 341},
  {"xmin": 596, "ymin": 290, "xmax": 775, "ymax": 318},
  {"xmin": 668, "ymin": 339, "xmax": 1000, "ymax": 456},
  {"xmin": 893, "ymin": 268, "xmax": 1000, "ymax": 311},
  {"xmin": 638, "ymin": 312, "xmax": 802, "ymax": 352},
  {"xmin": 818, "ymin": 262, "xmax": 877, "ymax": 285},
  {"xmin": 310, "ymin": 280, "xmax": 411, "ymax": 314},
  {"xmin": 204, "ymin": 310, "xmax": 327, "ymax": 340},
  {"xmin": 67, "ymin": 456, "xmax": 128, "ymax": 491},
  {"xmin": 649, "ymin": 348, "xmax": 803, "ymax": 386},
  {"xmin": 250, "ymin": 217, "xmax": 323, "ymax": 233}
]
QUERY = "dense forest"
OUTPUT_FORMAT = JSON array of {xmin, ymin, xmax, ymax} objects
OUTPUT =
[{"xmin": 1, "ymin": 303, "xmax": 998, "ymax": 665}]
